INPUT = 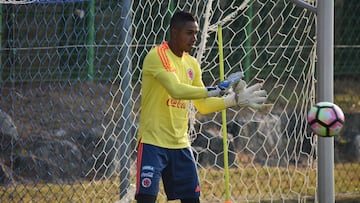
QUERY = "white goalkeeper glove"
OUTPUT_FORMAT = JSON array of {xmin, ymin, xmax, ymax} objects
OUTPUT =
[
  {"xmin": 206, "ymin": 71, "xmax": 244, "ymax": 97},
  {"xmin": 224, "ymin": 80, "xmax": 267, "ymax": 110}
]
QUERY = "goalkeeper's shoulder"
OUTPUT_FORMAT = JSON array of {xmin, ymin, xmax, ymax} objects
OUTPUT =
[
  {"xmin": 144, "ymin": 46, "xmax": 159, "ymax": 58},
  {"xmin": 143, "ymin": 46, "xmax": 163, "ymax": 66}
]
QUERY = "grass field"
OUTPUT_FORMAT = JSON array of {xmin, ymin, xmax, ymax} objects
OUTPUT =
[{"xmin": 1, "ymin": 163, "xmax": 359, "ymax": 202}]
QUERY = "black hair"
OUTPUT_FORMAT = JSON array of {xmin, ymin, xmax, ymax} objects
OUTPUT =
[{"xmin": 170, "ymin": 11, "xmax": 196, "ymax": 29}]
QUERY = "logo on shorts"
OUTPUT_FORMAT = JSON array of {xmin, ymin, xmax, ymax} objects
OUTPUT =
[
  {"xmin": 142, "ymin": 165, "xmax": 154, "ymax": 171},
  {"xmin": 141, "ymin": 172, "xmax": 154, "ymax": 178},
  {"xmin": 142, "ymin": 178, "xmax": 152, "ymax": 188}
]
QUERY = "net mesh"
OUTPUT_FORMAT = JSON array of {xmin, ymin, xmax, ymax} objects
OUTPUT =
[
  {"xmin": 1, "ymin": 0, "xmax": 351, "ymax": 202},
  {"xmin": 0, "ymin": 1, "xmax": 36, "ymax": 4}
]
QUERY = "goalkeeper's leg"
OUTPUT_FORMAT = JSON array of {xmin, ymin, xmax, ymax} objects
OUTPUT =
[
  {"xmin": 135, "ymin": 143, "xmax": 164, "ymax": 203},
  {"xmin": 181, "ymin": 198, "xmax": 200, "ymax": 203},
  {"xmin": 135, "ymin": 194, "xmax": 156, "ymax": 203}
]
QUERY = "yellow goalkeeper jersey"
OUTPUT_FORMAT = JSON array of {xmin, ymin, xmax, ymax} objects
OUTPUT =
[{"xmin": 138, "ymin": 41, "xmax": 226, "ymax": 149}]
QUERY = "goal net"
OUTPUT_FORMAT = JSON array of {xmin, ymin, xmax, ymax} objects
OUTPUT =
[{"xmin": 0, "ymin": 0, "xmax": 317, "ymax": 202}]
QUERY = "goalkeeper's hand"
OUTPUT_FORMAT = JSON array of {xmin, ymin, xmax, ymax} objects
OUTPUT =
[
  {"xmin": 224, "ymin": 80, "xmax": 267, "ymax": 110},
  {"xmin": 206, "ymin": 71, "xmax": 244, "ymax": 97}
]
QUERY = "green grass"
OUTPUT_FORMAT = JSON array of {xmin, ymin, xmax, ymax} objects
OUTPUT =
[{"xmin": 1, "ymin": 163, "xmax": 359, "ymax": 202}]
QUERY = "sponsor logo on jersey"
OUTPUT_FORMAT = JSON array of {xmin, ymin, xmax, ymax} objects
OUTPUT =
[{"xmin": 166, "ymin": 98, "xmax": 186, "ymax": 109}]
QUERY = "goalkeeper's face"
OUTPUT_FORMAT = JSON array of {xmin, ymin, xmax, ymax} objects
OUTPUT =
[{"xmin": 173, "ymin": 21, "xmax": 199, "ymax": 53}]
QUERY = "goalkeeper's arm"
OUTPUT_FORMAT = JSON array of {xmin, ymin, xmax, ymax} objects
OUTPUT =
[{"xmin": 156, "ymin": 71, "xmax": 243, "ymax": 100}]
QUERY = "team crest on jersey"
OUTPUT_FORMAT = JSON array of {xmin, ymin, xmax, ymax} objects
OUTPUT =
[{"xmin": 187, "ymin": 68, "xmax": 194, "ymax": 80}]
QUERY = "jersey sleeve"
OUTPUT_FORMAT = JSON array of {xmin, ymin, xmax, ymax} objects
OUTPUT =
[
  {"xmin": 143, "ymin": 48, "xmax": 208, "ymax": 100},
  {"xmin": 190, "ymin": 59, "xmax": 227, "ymax": 114},
  {"xmin": 155, "ymin": 71, "xmax": 208, "ymax": 99},
  {"xmin": 143, "ymin": 46, "xmax": 227, "ymax": 114},
  {"xmin": 192, "ymin": 97, "xmax": 227, "ymax": 115}
]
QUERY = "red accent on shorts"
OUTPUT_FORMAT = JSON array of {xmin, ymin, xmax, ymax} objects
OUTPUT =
[
  {"xmin": 135, "ymin": 142, "xmax": 144, "ymax": 195},
  {"xmin": 195, "ymin": 185, "xmax": 201, "ymax": 192}
]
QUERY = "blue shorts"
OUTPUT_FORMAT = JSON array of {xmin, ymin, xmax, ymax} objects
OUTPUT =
[{"xmin": 135, "ymin": 143, "xmax": 200, "ymax": 200}]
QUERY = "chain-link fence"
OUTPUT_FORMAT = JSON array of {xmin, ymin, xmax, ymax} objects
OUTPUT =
[{"xmin": 0, "ymin": 0, "xmax": 359, "ymax": 202}]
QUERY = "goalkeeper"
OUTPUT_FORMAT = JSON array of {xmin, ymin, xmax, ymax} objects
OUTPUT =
[{"xmin": 135, "ymin": 11, "xmax": 267, "ymax": 203}]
